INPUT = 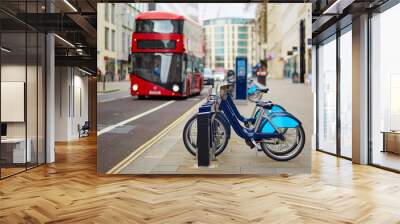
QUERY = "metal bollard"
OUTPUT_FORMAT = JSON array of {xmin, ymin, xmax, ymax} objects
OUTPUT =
[{"xmin": 197, "ymin": 104, "xmax": 211, "ymax": 167}]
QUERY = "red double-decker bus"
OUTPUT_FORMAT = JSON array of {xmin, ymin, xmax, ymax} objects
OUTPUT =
[{"xmin": 130, "ymin": 11, "xmax": 204, "ymax": 98}]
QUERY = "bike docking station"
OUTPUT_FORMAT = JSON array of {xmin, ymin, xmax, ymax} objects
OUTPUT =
[
  {"xmin": 195, "ymin": 99, "xmax": 217, "ymax": 168},
  {"xmin": 235, "ymin": 56, "xmax": 248, "ymax": 105}
]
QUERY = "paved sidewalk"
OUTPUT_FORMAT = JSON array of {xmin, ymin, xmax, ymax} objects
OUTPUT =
[
  {"xmin": 97, "ymin": 81, "xmax": 130, "ymax": 94},
  {"xmin": 120, "ymin": 79, "xmax": 313, "ymax": 175}
]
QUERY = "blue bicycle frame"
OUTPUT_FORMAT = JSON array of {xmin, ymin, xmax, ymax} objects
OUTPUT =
[
  {"xmin": 225, "ymin": 92, "xmax": 286, "ymax": 123},
  {"xmin": 226, "ymin": 94, "xmax": 256, "ymax": 124},
  {"xmin": 217, "ymin": 95, "xmax": 302, "ymax": 141},
  {"xmin": 219, "ymin": 100, "xmax": 276, "ymax": 141}
]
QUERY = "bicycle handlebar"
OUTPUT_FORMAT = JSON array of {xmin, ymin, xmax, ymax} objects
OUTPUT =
[{"xmin": 256, "ymin": 100, "xmax": 273, "ymax": 110}]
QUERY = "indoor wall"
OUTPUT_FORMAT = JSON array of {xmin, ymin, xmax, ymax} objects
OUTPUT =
[{"xmin": 55, "ymin": 67, "xmax": 89, "ymax": 142}]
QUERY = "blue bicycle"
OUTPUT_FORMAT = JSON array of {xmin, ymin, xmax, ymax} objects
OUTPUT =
[
  {"xmin": 183, "ymin": 83, "xmax": 272, "ymax": 156},
  {"xmin": 182, "ymin": 84, "xmax": 305, "ymax": 161}
]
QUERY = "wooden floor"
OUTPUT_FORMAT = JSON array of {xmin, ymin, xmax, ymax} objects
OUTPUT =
[{"xmin": 1, "ymin": 136, "xmax": 400, "ymax": 223}]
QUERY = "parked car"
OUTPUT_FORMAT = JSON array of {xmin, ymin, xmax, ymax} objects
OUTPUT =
[
  {"xmin": 203, "ymin": 68, "xmax": 214, "ymax": 86},
  {"xmin": 213, "ymin": 71, "xmax": 225, "ymax": 81}
]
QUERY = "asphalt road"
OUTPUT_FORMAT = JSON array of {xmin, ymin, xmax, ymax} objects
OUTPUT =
[{"xmin": 97, "ymin": 91, "xmax": 208, "ymax": 173}]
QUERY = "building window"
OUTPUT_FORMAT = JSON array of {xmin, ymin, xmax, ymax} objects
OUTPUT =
[
  {"xmin": 1, "ymin": 22, "xmax": 46, "ymax": 179},
  {"xmin": 105, "ymin": 3, "xmax": 109, "ymax": 21},
  {"xmin": 215, "ymin": 26, "xmax": 224, "ymax": 33},
  {"xmin": 238, "ymin": 41, "xmax": 247, "ymax": 47},
  {"xmin": 214, "ymin": 40, "xmax": 224, "ymax": 48},
  {"xmin": 215, "ymin": 48, "xmax": 224, "ymax": 55},
  {"xmin": 127, "ymin": 35, "xmax": 131, "ymax": 52},
  {"xmin": 238, "ymin": 26, "xmax": 248, "ymax": 32},
  {"xmin": 370, "ymin": 4, "xmax": 400, "ymax": 171},
  {"xmin": 238, "ymin": 33, "xmax": 248, "ymax": 39},
  {"xmin": 122, "ymin": 32, "xmax": 126, "ymax": 53},
  {"xmin": 215, "ymin": 62, "xmax": 224, "ymax": 68},
  {"xmin": 317, "ymin": 36, "xmax": 337, "ymax": 155},
  {"xmin": 339, "ymin": 29, "xmax": 352, "ymax": 158},
  {"xmin": 111, "ymin": 30, "xmax": 115, "ymax": 51},
  {"xmin": 237, "ymin": 48, "xmax": 247, "ymax": 54},
  {"xmin": 105, "ymin": 27, "xmax": 109, "ymax": 50},
  {"xmin": 215, "ymin": 56, "xmax": 224, "ymax": 61},
  {"xmin": 215, "ymin": 33, "xmax": 224, "ymax": 40},
  {"xmin": 111, "ymin": 4, "xmax": 115, "ymax": 24}
]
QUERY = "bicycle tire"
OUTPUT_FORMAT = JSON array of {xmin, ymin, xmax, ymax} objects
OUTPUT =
[
  {"xmin": 182, "ymin": 113, "xmax": 230, "ymax": 157},
  {"xmin": 260, "ymin": 125, "xmax": 305, "ymax": 161}
]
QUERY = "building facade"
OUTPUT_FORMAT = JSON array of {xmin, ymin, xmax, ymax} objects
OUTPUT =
[
  {"xmin": 255, "ymin": 4, "xmax": 312, "ymax": 80},
  {"xmin": 254, "ymin": 4, "xmax": 267, "ymax": 67},
  {"xmin": 203, "ymin": 18, "xmax": 256, "ymax": 71},
  {"xmin": 97, "ymin": 3, "xmax": 148, "ymax": 82}
]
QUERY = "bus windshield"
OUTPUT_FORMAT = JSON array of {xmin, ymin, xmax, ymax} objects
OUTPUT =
[
  {"xmin": 131, "ymin": 53, "xmax": 182, "ymax": 84},
  {"xmin": 135, "ymin": 20, "xmax": 183, "ymax": 34}
]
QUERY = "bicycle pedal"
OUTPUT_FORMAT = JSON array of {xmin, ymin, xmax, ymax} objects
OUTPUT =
[
  {"xmin": 245, "ymin": 139, "xmax": 255, "ymax": 148},
  {"xmin": 251, "ymin": 139, "xmax": 262, "ymax": 151}
]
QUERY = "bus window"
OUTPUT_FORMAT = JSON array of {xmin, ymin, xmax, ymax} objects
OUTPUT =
[
  {"xmin": 137, "ymin": 40, "xmax": 176, "ymax": 49},
  {"xmin": 153, "ymin": 56, "xmax": 161, "ymax": 78},
  {"xmin": 135, "ymin": 20, "xmax": 183, "ymax": 34},
  {"xmin": 185, "ymin": 55, "xmax": 192, "ymax": 75},
  {"xmin": 132, "ymin": 53, "xmax": 182, "ymax": 84}
]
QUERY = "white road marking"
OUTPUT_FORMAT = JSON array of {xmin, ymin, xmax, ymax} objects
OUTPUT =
[{"xmin": 97, "ymin": 100, "xmax": 176, "ymax": 136}]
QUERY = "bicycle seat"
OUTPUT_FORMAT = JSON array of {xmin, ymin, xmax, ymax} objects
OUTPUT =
[
  {"xmin": 256, "ymin": 101, "xmax": 273, "ymax": 110},
  {"xmin": 258, "ymin": 88, "xmax": 269, "ymax": 93}
]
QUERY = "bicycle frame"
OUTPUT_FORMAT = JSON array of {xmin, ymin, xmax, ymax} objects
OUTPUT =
[
  {"xmin": 218, "ymin": 99, "xmax": 283, "ymax": 141},
  {"xmin": 225, "ymin": 89, "xmax": 286, "ymax": 125},
  {"xmin": 225, "ymin": 93, "xmax": 256, "ymax": 124}
]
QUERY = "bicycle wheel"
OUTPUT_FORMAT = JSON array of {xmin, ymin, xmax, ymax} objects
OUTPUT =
[
  {"xmin": 260, "ymin": 125, "xmax": 305, "ymax": 161},
  {"xmin": 260, "ymin": 127, "xmax": 300, "ymax": 155},
  {"xmin": 182, "ymin": 113, "xmax": 230, "ymax": 157}
]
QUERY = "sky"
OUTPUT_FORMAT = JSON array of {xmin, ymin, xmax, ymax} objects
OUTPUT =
[
  {"xmin": 198, "ymin": 3, "xmax": 258, "ymax": 23},
  {"xmin": 155, "ymin": 3, "xmax": 258, "ymax": 24}
]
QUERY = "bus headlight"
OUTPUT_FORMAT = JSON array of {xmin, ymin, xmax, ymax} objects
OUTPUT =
[
  {"xmin": 132, "ymin": 84, "xmax": 138, "ymax": 91},
  {"xmin": 172, "ymin": 84, "xmax": 179, "ymax": 92}
]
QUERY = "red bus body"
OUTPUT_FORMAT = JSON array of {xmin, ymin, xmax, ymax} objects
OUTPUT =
[{"xmin": 130, "ymin": 11, "xmax": 204, "ymax": 98}]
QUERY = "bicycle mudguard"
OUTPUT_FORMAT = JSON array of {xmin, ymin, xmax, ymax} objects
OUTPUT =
[
  {"xmin": 269, "ymin": 105, "xmax": 286, "ymax": 113},
  {"xmin": 247, "ymin": 85, "xmax": 258, "ymax": 95},
  {"xmin": 258, "ymin": 112, "xmax": 301, "ymax": 134}
]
